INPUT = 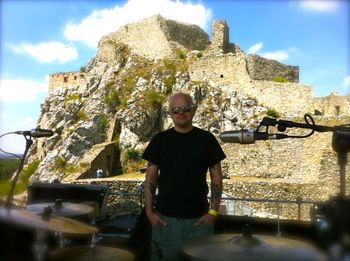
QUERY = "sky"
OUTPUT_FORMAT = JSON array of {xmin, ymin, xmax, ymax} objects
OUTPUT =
[{"xmin": 0, "ymin": 0, "xmax": 349, "ymax": 154}]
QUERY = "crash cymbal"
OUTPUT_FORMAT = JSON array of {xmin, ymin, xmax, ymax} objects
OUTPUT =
[
  {"xmin": 49, "ymin": 246, "xmax": 135, "ymax": 261},
  {"xmin": 26, "ymin": 202, "xmax": 94, "ymax": 217},
  {"xmin": 182, "ymin": 234, "xmax": 328, "ymax": 261},
  {"xmin": 0, "ymin": 207, "xmax": 98, "ymax": 235}
]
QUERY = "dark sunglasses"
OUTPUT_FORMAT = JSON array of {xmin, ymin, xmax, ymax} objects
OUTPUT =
[{"xmin": 170, "ymin": 105, "xmax": 193, "ymax": 114}]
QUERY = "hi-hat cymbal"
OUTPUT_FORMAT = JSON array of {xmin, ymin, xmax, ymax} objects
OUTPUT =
[
  {"xmin": 26, "ymin": 202, "xmax": 94, "ymax": 217},
  {"xmin": 182, "ymin": 234, "xmax": 328, "ymax": 261},
  {"xmin": 0, "ymin": 207, "xmax": 98, "ymax": 235},
  {"xmin": 49, "ymin": 246, "xmax": 135, "ymax": 261}
]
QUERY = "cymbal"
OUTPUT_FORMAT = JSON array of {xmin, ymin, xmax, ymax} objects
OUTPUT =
[
  {"xmin": 182, "ymin": 234, "xmax": 328, "ymax": 261},
  {"xmin": 0, "ymin": 207, "xmax": 98, "ymax": 235},
  {"xmin": 49, "ymin": 246, "xmax": 135, "ymax": 261},
  {"xmin": 26, "ymin": 202, "xmax": 94, "ymax": 217}
]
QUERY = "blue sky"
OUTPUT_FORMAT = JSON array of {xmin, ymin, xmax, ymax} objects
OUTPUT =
[{"xmin": 0, "ymin": 0, "xmax": 349, "ymax": 154}]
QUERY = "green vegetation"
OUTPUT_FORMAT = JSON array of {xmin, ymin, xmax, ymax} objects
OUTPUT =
[
  {"xmin": 64, "ymin": 94, "xmax": 81, "ymax": 103},
  {"xmin": 122, "ymin": 147, "xmax": 145, "ymax": 174},
  {"xmin": 272, "ymin": 76, "xmax": 288, "ymax": 83},
  {"xmin": 143, "ymin": 88, "xmax": 165, "ymax": 109},
  {"xmin": 79, "ymin": 66, "xmax": 86, "ymax": 73},
  {"xmin": 98, "ymin": 114, "xmax": 109, "ymax": 140},
  {"xmin": 175, "ymin": 49, "xmax": 187, "ymax": 59},
  {"xmin": 196, "ymin": 52, "xmax": 203, "ymax": 58},
  {"xmin": 54, "ymin": 156, "xmax": 67, "ymax": 171},
  {"xmin": 105, "ymin": 88, "xmax": 119, "ymax": 113},
  {"xmin": 266, "ymin": 108, "xmax": 280, "ymax": 118},
  {"xmin": 0, "ymin": 158, "xmax": 20, "ymax": 180},
  {"xmin": 75, "ymin": 110, "xmax": 88, "ymax": 121},
  {"xmin": 0, "ymin": 159, "xmax": 40, "ymax": 196},
  {"xmin": 52, "ymin": 155, "xmax": 89, "ymax": 175}
]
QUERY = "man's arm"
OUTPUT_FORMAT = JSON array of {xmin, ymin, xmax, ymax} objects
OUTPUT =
[
  {"xmin": 144, "ymin": 162, "xmax": 166, "ymax": 226},
  {"xmin": 194, "ymin": 161, "xmax": 223, "ymax": 226},
  {"xmin": 209, "ymin": 162, "xmax": 223, "ymax": 212}
]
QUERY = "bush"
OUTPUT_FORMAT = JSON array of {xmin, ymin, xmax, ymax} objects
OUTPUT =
[
  {"xmin": 76, "ymin": 110, "xmax": 88, "ymax": 121},
  {"xmin": 64, "ymin": 94, "xmax": 81, "ymax": 103},
  {"xmin": 144, "ymin": 89, "xmax": 165, "ymax": 109},
  {"xmin": 54, "ymin": 156, "xmax": 66, "ymax": 171},
  {"xmin": 104, "ymin": 88, "xmax": 119, "ymax": 113},
  {"xmin": 272, "ymin": 76, "xmax": 288, "ymax": 83},
  {"xmin": 125, "ymin": 148, "xmax": 142, "ymax": 161},
  {"xmin": 122, "ymin": 148, "xmax": 145, "ymax": 174},
  {"xmin": 266, "ymin": 108, "xmax": 280, "ymax": 118},
  {"xmin": 98, "ymin": 114, "xmax": 109, "ymax": 138}
]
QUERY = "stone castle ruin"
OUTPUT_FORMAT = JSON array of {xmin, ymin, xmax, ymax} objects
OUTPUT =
[
  {"xmin": 27, "ymin": 15, "xmax": 349, "ymax": 219},
  {"xmin": 49, "ymin": 15, "xmax": 349, "ymax": 117}
]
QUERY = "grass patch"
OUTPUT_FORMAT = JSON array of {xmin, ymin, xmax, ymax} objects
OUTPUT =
[{"xmin": 272, "ymin": 76, "xmax": 288, "ymax": 83}]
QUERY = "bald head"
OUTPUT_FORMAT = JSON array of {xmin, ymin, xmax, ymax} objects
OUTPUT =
[{"xmin": 169, "ymin": 93, "xmax": 193, "ymax": 108}]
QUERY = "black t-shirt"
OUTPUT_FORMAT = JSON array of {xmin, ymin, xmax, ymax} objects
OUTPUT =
[{"xmin": 142, "ymin": 127, "xmax": 226, "ymax": 218}]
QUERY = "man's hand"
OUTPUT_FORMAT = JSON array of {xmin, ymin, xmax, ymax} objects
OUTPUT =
[
  {"xmin": 146, "ymin": 209, "xmax": 167, "ymax": 227},
  {"xmin": 194, "ymin": 213, "xmax": 217, "ymax": 226}
]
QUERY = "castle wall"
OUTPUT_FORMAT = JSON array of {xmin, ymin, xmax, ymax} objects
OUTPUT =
[
  {"xmin": 248, "ymin": 80, "xmax": 314, "ymax": 116},
  {"xmin": 99, "ymin": 15, "xmax": 209, "ymax": 60},
  {"xmin": 48, "ymin": 72, "xmax": 85, "ymax": 94},
  {"xmin": 189, "ymin": 53, "xmax": 251, "ymax": 85},
  {"xmin": 313, "ymin": 93, "xmax": 350, "ymax": 117},
  {"xmin": 246, "ymin": 54, "xmax": 299, "ymax": 83}
]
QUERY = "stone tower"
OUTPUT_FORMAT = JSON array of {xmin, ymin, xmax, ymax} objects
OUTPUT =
[{"xmin": 210, "ymin": 20, "xmax": 229, "ymax": 53}]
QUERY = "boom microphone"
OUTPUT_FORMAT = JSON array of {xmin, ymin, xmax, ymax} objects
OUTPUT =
[
  {"xmin": 219, "ymin": 129, "xmax": 288, "ymax": 144},
  {"xmin": 15, "ymin": 128, "xmax": 54, "ymax": 138}
]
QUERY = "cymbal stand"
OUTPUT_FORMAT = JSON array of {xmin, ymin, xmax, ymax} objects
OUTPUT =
[{"xmin": 5, "ymin": 134, "xmax": 33, "ymax": 208}]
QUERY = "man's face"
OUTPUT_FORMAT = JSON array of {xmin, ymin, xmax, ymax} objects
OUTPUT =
[{"xmin": 169, "ymin": 94, "xmax": 195, "ymax": 129}]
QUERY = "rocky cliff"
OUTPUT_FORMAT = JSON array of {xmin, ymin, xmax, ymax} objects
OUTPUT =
[{"xmin": 25, "ymin": 15, "xmax": 349, "ymax": 208}]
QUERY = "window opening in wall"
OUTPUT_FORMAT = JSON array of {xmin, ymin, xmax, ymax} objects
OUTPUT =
[
  {"xmin": 74, "ymin": 76, "xmax": 77, "ymax": 80},
  {"xmin": 335, "ymin": 106, "xmax": 340, "ymax": 116},
  {"xmin": 63, "ymin": 76, "xmax": 68, "ymax": 82},
  {"xmin": 220, "ymin": 74, "xmax": 224, "ymax": 78}
]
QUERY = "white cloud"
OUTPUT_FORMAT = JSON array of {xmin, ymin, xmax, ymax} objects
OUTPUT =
[
  {"xmin": 342, "ymin": 76, "xmax": 350, "ymax": 89},
  {"xmin": 64, "ymin": 0, "xmax": 212, "ymax": 48},
  {"xmin": 0, "ymin": 78, "xmax": 48, "ymax": 103},
  {"xmin": 10, "ymin": 41, "xmax": 77, "ymax": 63},
  {"xmin": 247, "ymin": 42, "xmax": 296, "ymax": 62},
  {"xmin": 261, "ymin": 50, "xmax": 289, "ymax": 61},
  {"xmin": 248, "ymin": 42, "xmax": 263, "ymax": 54},
  {"xmin": 299, "ymin": 0, "xmax": 339, "ymax": 12}
]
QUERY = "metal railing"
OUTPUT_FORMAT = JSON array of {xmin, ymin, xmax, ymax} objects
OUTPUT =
[{"xmin": 106, "ymin": 190, "xmax": 320, "ymax": 221}]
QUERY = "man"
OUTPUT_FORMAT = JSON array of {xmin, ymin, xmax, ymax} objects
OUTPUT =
[{"xmin": 142, "ymin": 92, "xmax": 226, "ymax": 260}]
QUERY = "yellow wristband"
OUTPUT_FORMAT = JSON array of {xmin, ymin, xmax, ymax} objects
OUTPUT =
[{"xmin": 208, "ymin": 209, "xmax": 218, "ymax": 217}]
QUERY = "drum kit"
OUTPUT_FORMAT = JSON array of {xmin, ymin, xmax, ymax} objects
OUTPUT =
[{"xmin": 0, "ymin": 200, "xmax": 135, "ymax": 261}]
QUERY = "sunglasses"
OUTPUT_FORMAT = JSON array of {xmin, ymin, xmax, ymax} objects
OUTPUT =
[{"xmin": 170, "ymin": 105, "xmax": 193, "ymax": 114}]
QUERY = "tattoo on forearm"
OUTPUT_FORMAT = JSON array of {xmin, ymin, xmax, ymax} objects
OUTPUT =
[{"xmin": 211, "ymin": 182, "xmax": 222, "ymax": 203}]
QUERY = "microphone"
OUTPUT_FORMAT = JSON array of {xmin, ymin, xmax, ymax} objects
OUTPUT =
[
  {"xmin": 15, "ymin": 128, "xmax": 54, "ymax": 138},
  {"xmin": 219, "ymin": 129, "xmax": 288, "ymax": 144}
]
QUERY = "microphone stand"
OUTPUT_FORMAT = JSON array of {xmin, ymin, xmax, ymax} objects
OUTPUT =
[
  {"xmin": 5, "ymin": 134, "xmax": 33, "ymax": 208},
  {"xmin": 258, "ymin": 114, "xmax": 350, "ymax": 258}
]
